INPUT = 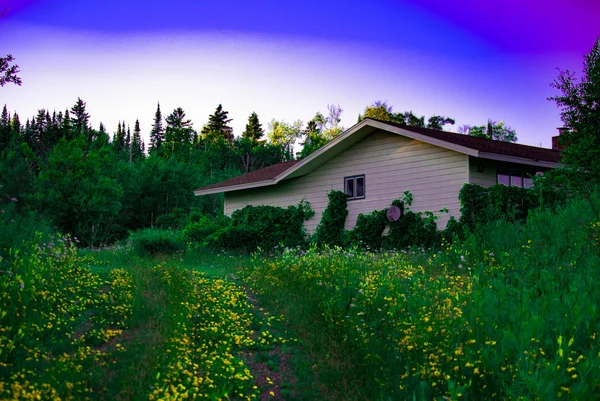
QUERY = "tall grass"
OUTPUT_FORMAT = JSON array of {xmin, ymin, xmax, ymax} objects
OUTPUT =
[{"xmin": 241, "ymin": 193, "xmax": 600, "ymax": 399}]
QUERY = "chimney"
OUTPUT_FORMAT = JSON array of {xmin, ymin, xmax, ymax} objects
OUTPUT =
[{"xmin": 552, "ymin": 127, "xmax": 569, "ymax": 151}]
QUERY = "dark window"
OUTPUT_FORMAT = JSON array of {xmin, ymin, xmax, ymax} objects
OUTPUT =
[
  {"xmin": 511, "ymin": 171, "xmax": 523, "ymax": 187},
  {"xmin": 497, "ymin": 169, "xmax": 536, "ymax": 188},
  {"xmin": 344, "ymin": 175, "xmax": 365, "ymax": 200},
  {"xmin": 497, "ymin": 169, "xmax": 510, "ymax": 186},
  {"xmin": 345, "ymin": 178, "xmax": 354, "ymax": 198}
]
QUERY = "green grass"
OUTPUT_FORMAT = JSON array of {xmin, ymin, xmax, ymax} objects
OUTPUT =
[
  {"xmin": 5, "ymin": 192, "xmax": 600, "ymax": 399},
  {"xmin": 0, "ymin": 237, "xmax": 295, "ymax": 400},
  {"xmin": 240, "ymin": 193, "xmax": 600, "ymax": 400}
]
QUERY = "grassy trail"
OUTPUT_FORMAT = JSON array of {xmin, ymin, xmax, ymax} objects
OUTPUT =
[{"xmin": 0, "ymin": 247, "xmax": 301, "ymax": 400}]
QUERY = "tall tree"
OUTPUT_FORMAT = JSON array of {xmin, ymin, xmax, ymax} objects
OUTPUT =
[
  {"xmin": 131, "ymin": 119, "xmax": 144, "ymax": 162},
  {"xmin": 113, "ymin": 121, "xmax": 126, "ymax": 152},
  {"xmin": 242, "ymin": 112, "xmax": 264, "ymax": 145},
  {"xmin": 0, "ymin": 104, "xmax": 10, "ymax": 151},
  {"xmin": 358, "ymin": 101, "xmax": 395, "ymax": 122},
  {"xmin": 149, "ymin": 102, "xmax": 165, "ymax": 153},
  {"xmin": 165, "ymin": 107, "xmax": 194, "ymax": 157},
  {"xmin": 465, "ymin": 120, "xmax": 517, "ymax": 142},
  {"xmin": 204, "ymin": 104, "xmax": 233, "ymax": 143},
  {"xmin": 549, "ymin": 36, "xmax": 600, "ymax": 185},
  {"xmin": 427, "ymin": 115, "xmax": 456, "ymax": 130},
  {"xmin": 267, "ymin": 119, "xmax": 303, "ymax": 160},
  {"xmin": 70, "ymin": 98, "xmax": 90, "ymax": 136}
]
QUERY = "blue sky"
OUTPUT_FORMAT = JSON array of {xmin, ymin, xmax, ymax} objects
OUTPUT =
[{"xmin": 1, "ymin": 0, "xmax": 599, "ymax": 147}]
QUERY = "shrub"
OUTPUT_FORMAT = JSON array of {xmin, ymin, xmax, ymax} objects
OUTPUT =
[
  {"xmin": 206, "ymin": 201, "xmax": 314, "ymax": 252},
  {"xmin": 459, "ymin": 183, "xmax": 538, "ymax": 230},
  {"xmin": 183, "ymin": 215, "xmax": 230, "ymax": 244},
  {"xmin": 313, "ymin": 190, "xmax": 348, "ymax": 247},
  {"xmin": 382, "ymin": 194, "xmax": 440, "ymax": 250},
  {"xmin": 346, "ymin": 209, "xmax": 387, "ymax": 250},
  {"xmin": 129, "ymin": 228, "xmax": 185, "ymax": 256}
]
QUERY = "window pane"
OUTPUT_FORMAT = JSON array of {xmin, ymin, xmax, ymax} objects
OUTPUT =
[
  {"xmin": 355, "ymin": 177, "xmax": 365, "ymax": 198},
  {"xmin": 345, "ymin": 178, "xmax": 354, "ymax": 197},
  {"xmin": 511, "ymin": 172, "xmax": 523, "ymax": 187},
  {"xmin": 497, "ymin": 170, "xmax": 510, "ymax": 185},
  {"xmin": 523, "ymin": 177, "xmax": 532, "ymax": 188}
]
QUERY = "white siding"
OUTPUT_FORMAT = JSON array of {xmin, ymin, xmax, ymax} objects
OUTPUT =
[
  {"xmin": 469, "ymin": 157, "xmax": 498, "ymax": 187},
  {"xmin": 226, "ymin": 131, "xmax": 469, "ymax": 231}
]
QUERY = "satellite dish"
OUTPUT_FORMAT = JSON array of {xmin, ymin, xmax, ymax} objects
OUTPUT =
[{"xmin": 386, "ymin": 206, "xmax": 401, "ymax": 221}]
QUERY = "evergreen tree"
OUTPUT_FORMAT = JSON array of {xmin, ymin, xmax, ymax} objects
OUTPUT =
[
  {"xmin": 549, "ymin": 37, "xmax": 600, "ymax": 189},
  {"xmin": 96, "ymin": 122, "xmax": 110, "ymax": 147},
  {"xmin": 149, "ymin": 102, "xmax": 165, "ymax": 153},
  {"xmin": 10, "ymin": 113, "xmax": 20, "ymax": 136},
  {"xmin": 0, "ymin": 104, "xmax": 10, "ymax": 151},
  {"xmin": 242, "ymin": 112, "xmax": 264, "ymax": 145},
  {"xmin": 126, "ymin": 125, "xmax": 131, "ymax": 151},
  {"xmin": 113, "ymin": 121, "xmax": 126, "ymax": 152},
  {"xmin": 204, "ymin": 104, "xmax": 233, "ymax": 143},
  {"xmin": 70, "ymin": 97, "xmax": 90, "ymax": 136},
  {"xmin": 165, "ymin": 107, "xmax": 194, "ymax": 157},
  {"xmin": 131, "ymin": 119, "xmax": 144, "ymax": 161},
  {"xmin": 61, "ymin": 109, "xmax": 72, "ymax": 140}
]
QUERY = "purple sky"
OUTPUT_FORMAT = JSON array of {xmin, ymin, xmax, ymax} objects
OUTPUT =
[{"xmin": 1, "ymin": 0, "xmax": 599, "ymax": 148}]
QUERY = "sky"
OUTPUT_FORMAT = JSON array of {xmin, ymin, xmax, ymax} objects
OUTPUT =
[{"xmin": 1, "ymin": 0, "xmax": 599, "ymax": 148}]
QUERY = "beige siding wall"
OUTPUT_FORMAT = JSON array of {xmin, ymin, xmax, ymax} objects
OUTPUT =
[
  {"xmin": 226, "ymin": 131, "xmax": 469, "ymax": 231},
  {"xmin": 469, "ymin": 157, "xmax": 498, "ymax": 187}
]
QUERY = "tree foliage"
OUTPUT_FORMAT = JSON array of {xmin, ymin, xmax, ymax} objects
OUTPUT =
[
  {"xmin": 358, "ymin": 101, "xmax": 455, "ymax": 131},
  {"xmin": 0, "ymin": 54, "xmax": 21, "ymax": 87},
  {"xmin": 462, "ymin": 120, "xmax": 518, "ymax": 142},
  {"xmin": 549, "ymin": 36, "xmax": 600, "ymax": 187}
]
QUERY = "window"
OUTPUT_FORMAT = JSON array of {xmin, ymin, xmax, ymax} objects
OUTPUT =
[
  {"xmin": 497, "ymin": 169, "xmax": 534, "ymax": 188},
  {"xmin": 344, "ymin": 175, "xmax": 365, "ymax": 200}
]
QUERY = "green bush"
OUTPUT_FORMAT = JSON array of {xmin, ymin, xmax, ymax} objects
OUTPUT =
[
  {"xmin": 459, "ymin": 183, "xmax": 538, "ymax": 230},
  {"xmin": 0, "ymin": 203, "xmax": 57, "ymax": 270},
  {"xmin": 206, "ymin": 201, "xmax": 314, "ymax": 252},
  {"xmin": 382, "ymin": 194, "xmax": 441, "ymax": 250},
  {"xmin": 346, "ymin": 209, "xmax": 387, "ymax": 250},
  {"xmin": 313, "ymin": 190, "xmax": 348, "ymax": 247},
  {"xmin": 129, "ymin": 228, "xmax": 185, "ymax": 256},
  {"xmin": 183, "ymin": 215, "xmax": 230, "ymax": 244}
]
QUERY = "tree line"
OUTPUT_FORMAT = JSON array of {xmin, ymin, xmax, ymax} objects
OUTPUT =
[{"xmin": 4, "ymin": 35, "xmax": 597, "ymax": 248}]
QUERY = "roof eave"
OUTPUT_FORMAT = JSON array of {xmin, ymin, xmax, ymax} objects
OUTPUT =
[
  {"xmin": 478, "ymin": 152, "xmax": 561, "ymax": 168},
  {"xmin": 194, "ymin": 179, "xmax": 276, "ymax": 196}
]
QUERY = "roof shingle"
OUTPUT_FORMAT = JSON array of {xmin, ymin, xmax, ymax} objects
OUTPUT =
[{"xmin": 195, "ymin": 160, "xmax": 300, "ymax": 192}]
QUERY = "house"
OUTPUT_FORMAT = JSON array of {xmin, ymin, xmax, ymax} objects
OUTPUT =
[{"xmin": 194, "ymin": 118, "xmax": 562, "ymax": 230}]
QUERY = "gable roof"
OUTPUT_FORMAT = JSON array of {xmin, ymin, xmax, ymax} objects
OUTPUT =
[
  {"xmin": 194, "ymin": 118, "xmax": 561, "ymax": 196},
  {"xmin": 195, "ymin": 160, "xmax": 300, "ymax": 193}
]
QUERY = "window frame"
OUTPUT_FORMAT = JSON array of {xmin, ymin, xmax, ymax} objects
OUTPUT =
[
  {"xmin": 344, "ymin": 174, "xmax": 366, "ymax": 201},
  {"xmin": 496, "ymin": 168, "xmax": 534, "ymax": 188}
]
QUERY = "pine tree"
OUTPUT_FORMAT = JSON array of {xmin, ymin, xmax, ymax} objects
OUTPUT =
[
  {"xmin": 165, "ymin": 107, "xmax": 194, "ymax": 155},
  {"xmin": 0, "ymin": 104, "xmax": 10, "ymax": 151},
  {"xmin": 131, "ymin": 119, "xmax": 143, "ymax": 161},
  {"xmin": 62, "ymin": 109, "xmax": 72, "ymax": 140},
  {"xmin": 242, "ymin": 112, "xmax": 264, "ymax": 145},
  {"xmin": 70, "ymin": 97, "xmax": 90, "ymax": 137},
  {"xmin": 113, "ymin": 121, "xmax": 126, "ymax": 152},
  {"xmin": 205, "ymin": 104, "xmax": 233, "ymax": 143},
  {"xmin": 149, "ymin": 102, "xmax": 165, "ymax": 153},
  {"xmin": 126, "ymin": 125, "xmax": 131, "ymax": 151},
  {"xmin": 10, "ymin": 113, "xmax": 20, "ymax": 136}
]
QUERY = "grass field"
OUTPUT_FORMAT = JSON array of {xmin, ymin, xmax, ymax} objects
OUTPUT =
[
  {"xmin": 2, "ymin": 195, "xmax": 600, "ymax": 400},
  {"xmin": 0, "ymin": 240, "xmax": 301, "ymax": 400}
]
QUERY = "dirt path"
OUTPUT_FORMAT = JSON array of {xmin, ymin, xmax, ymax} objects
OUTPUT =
[{"xmin": 241, "ymin": 288, "xmax": 302, "ymax": 401}]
